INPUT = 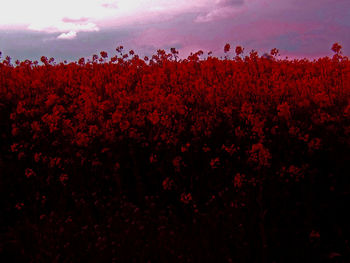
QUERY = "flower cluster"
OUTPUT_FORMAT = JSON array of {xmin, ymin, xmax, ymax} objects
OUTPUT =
[{"xmin": 1, "ymin": 43, "xmax": 349, "ymax": 263}]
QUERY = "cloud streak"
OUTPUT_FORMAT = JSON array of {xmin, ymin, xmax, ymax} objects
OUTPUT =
[
  {"xmin": 62, "ymin": 17, "xmax": 90, "ymax": 23},
  {"xmin": 215, "ymin": 0, "xmax": 245, "ymax": 7},
  {"xmin": 57, "ymin": 31, "xmax": 77, "ymax": 40}
]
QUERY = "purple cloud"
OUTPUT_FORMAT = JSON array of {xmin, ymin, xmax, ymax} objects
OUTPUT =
[
  {"xmin": 101, "ymin": 2, "xmax": 118, "ymax": 9},
  {"xmin": 0, "ymin": 0, "xmax": 349, "ymax": 62},
  {"xmin": 215, "ymin": 0, "xmax": 245, "ymax": 7},
  {"xmin": 62, "ymin": 17, "xmax": 90, "ymax": 23}
]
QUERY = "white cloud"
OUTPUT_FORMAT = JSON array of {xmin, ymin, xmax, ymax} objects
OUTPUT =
[
  {"xmin": 57, "ymin": 31, "xmax": 77, "ymax": 39},
  {"xmin": 28, "ymin": 21, "xmax": 99, "ymax": 34},
  {"xmin": 195, "ymin": 7, "xmax": 240, "ymax": 22},
  {"xmin": 0, "ymin": 0, "xmax": 109, "ymax": 33},
  {"xmin": 101, "ymin": 0, "xmax": 119, "ymax": 9},
  {"xmin": 193, "ymin": 0, "xmax": 254, "ymax": 23},
  {"xmin": 0, "ymin": 0, "xmax": 249, "ymax": 34},
  {"xmin": 0, "ymin": 0, "xmax": 215, "ymax": 32}
]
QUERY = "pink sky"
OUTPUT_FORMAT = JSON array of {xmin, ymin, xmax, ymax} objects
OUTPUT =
[{"xmin": 0, "ymin": 0, "xmax": 349, "ymax": 62}]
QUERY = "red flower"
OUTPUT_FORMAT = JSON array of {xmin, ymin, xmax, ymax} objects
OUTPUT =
[
  {"xmin": 116, "ymin": 45, "xmax": 124, "ymax": 53},
  {"xmin": 16, "ymin": 101, "xmax": 26, "ymax": 114},
  {"xmin": 181, "ymin": 142, "xmax": 190, "ymax": 152},
  {"xmin": 270, "ymin": 48, "xmax": 279, "ymax": 56},
  {"xmin": 88, "ymin": 125, "xmax": 99, "ymax": 137},
  {"xmin": 277, "ymin": 102, "xmax": 291, "ymax": 120},
  {"xmin": 18, "ymin": 152, "xmax": 25, "ymax": 160},
  {"xmin": 162, "ymin": 177, "xmax": 174, "ymax": 190},
  {"xmin": 202, "ymin": 145, "xmax": 211, "ymax": 152},
  {"xmin": 308, "ymin": 138, "xmax": 321, "ymax": 151},
  {"xmin": 100, "ymin": 51, "xmax": 108, "ymax": 58},
  {"xmin": 331, "ymin": 43, "xmax": 342, "ymax": 54},
  {"xmin": 110, "ymin": 56, "xmax": 117, "ymax": 62},
  {"xmin": 224, "ymin": 43, "xmax": 231, "ymax": 53},
  {"xmin": 149, "ymin": 154, "xmax": 157, "ymax": 163},
  {"xmin": 10, "ymin": 143, "xmax": 19, "ymax": 152},
  {"xmin": 114, "ymin": 162, "xmax": 120, "ymax": 171},
  {"xmin": 235, "ymin": 46, "xmax": 244, "ymax": 56},
  {"xmin": 119, "ymin": 120, "xmax": 130, "ymax": 131},
  {"xmin": 170, "ymin": 48, "xmax": 178, "ymax": 55},
  {"xmin": 40, "ymin": 56, "xmax": 48, "ymax": 64},
  {"xmin": 31, "ymin": 121, "xmax": 41, "ymax": 132},
  {"xmin": 248, "ymin": 142, "xmax": 272, "ymax": 168},
  {"xmin": 210, "ymin": 157, "xmax": 220, "ymax": 169},
  {"xmin": 172, "ymin": 156, "xmax": 182, "ymax": 172},
  {"xmin": 222, "ymin": 144, "xmax": 236, "ymax": 156},
  {"xmin": 180, "ymin": 192, "xmax": 192, "ymax": 204},
  {"xmin": 148, "ymin": 110, "xmax": 160, "ymax": 125},
  {"xmin": 112, "ymin": 110, "xmax": 123, "ymax": 124},
  {"xmin": 15, "ymin": 203, "xmax": 24, "ymax": 210},
  {"xmin": 289, "ymin": 126, "xmax": 300, "ymax": 136},
  {"xmin": 59, "ymin": 173, "xmax": 69, "ymax": 183},
  {"xmin": 78, "ymin": 57, "xmax": 85, "ymax": 65},
  {"xmin": 75, "ymin": 132, "xmax": 90, "ymax": 147},
  {"xmin": 309, "ymin": 230, "xmax": 320, "ymax": 239},
  {"xmin": 25, "ymin": 168, "xmax": 36, "ymax": 178},
  {"xmin": 234, "ymin": 173, "xmax": 245, "ymax": 188}
]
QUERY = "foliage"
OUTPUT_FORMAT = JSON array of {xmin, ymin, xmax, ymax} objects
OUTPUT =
[{"xmin": 0, "ymin": 43, "xmax": 349, "ymax": 262}]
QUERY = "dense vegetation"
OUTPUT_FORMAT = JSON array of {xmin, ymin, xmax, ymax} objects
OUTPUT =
[{"xmin": 0, "ymin": 43, "xmax": 349, "ymax": 262}]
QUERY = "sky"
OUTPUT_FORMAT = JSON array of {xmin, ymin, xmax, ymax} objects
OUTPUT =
[{"xmin": 0, "ymin": 0, "xmax": 349, "ymax": 62}]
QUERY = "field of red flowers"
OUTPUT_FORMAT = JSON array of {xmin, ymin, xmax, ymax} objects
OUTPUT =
[{"xmin": 1, "ymin": 43, "xmax": 350, "ymax": 262}]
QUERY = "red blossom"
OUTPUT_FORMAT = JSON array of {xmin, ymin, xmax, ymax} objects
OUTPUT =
[
  {"xmin": 148, "ymin": 110, "xmax": 160, "ymax": 125},
  {"xmin": 116, "ymin": 45, "xmax": 124, "ymax": 53},
  {"xmin": 15, "ymin": 203, "xmax": 24, "ymax": 210},
  {"xmin": 18, "ymin": 152, "xmax": 25, "ymax": 160},
  {"xmin": 270, "ymin": 48, "xmax": 279, "ymax": 56},
  {"xmin": 112, "ymin": 110, "xmax": 123, "ymax": 124},
  {"xmin": 10, "ymin": 143, "xmax": 19, "ymax": 152},
  {"xmin": 110, "ymin": 56, "xmax": 117, "ymax": 62},
  {"xmin": 224, "ymin": 43, "xmax": 231, "ymax": 53},
  {"xmin": 78, "ymin": 57, "xmax": 85, "ymax": 65},
  {"xmin": 210, "ymin": 157, "xmax": 220, "ymax": 169},
  {"xmin": 277, "ymin": 102, "xmax": 291, "ymax": 120},
  {"xmin": 248, "ymin": 142, "xmax": 272, "ymax": 168},
  {"xmin": 308, "ymin": 138, "xmax": 322, "ymax": 151},
  {"xmin": 34, "ymin": 153, "xmax": 41, "ymax": 163},
  {"xmin": 114, "ymin": 162, "xmax": 120, "ymax": 170},
  {"xmin": 100, "ymin": 51, "xmax": 108, "ymax": 58},
  {"xmin": 180, "ymin": 192, "xmax": 192, "ymax": 204},
  {"xmin": 25, "ymin": 168, "xmax": 36, "ymax": 178},
  {"xmin": 119, "ymin": 120, "xmax": 130, "ymax": 131},
  {"xmin": 331, "ymin": 43, "xmax": 342, "ymax": 54},
  {"xmin": 149, "ymin": 154, "xmax": 157, "ymax": 163},
  {"xmin": 234, "ymin": 173, "xmax": 245, "ymax": 188},
  {"xmin": 202, "ymin": 145, "xmax": 211, "ymax": 152},
  {"xmin": 75, "ymin": 132, "xmax": 90, "ymax": 147},
  {"xmin": 1, "ymin": 44, "xmax": 348, "ymax": 228},
  {"xmin": 172, "ymin": 156, "xmax": 182, "ymax": 171},
  {"xmin": 235, "ymin": 46, "xmax": 244, "ymax": 56},
  {"xmin": 31, "ymin": 121, "xmax": 41, "ymax": 132},
  {"xmin": 170, "ymin": 48, "xmax": 178, "ymax": 55},
  {"xmin": 222, "ymin": 144, "xmax": 236, "ymax": 156},
  {"xmin": 162, "ymin": 177, "xmax": 174, "ymax": 190},
  {"xmin": 59, "ymin": 173, "xmax": 69, "ymax": 183},
  {"xmin": 180, "ymin": 142, "xmax": 190, "ymax": 153}
]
